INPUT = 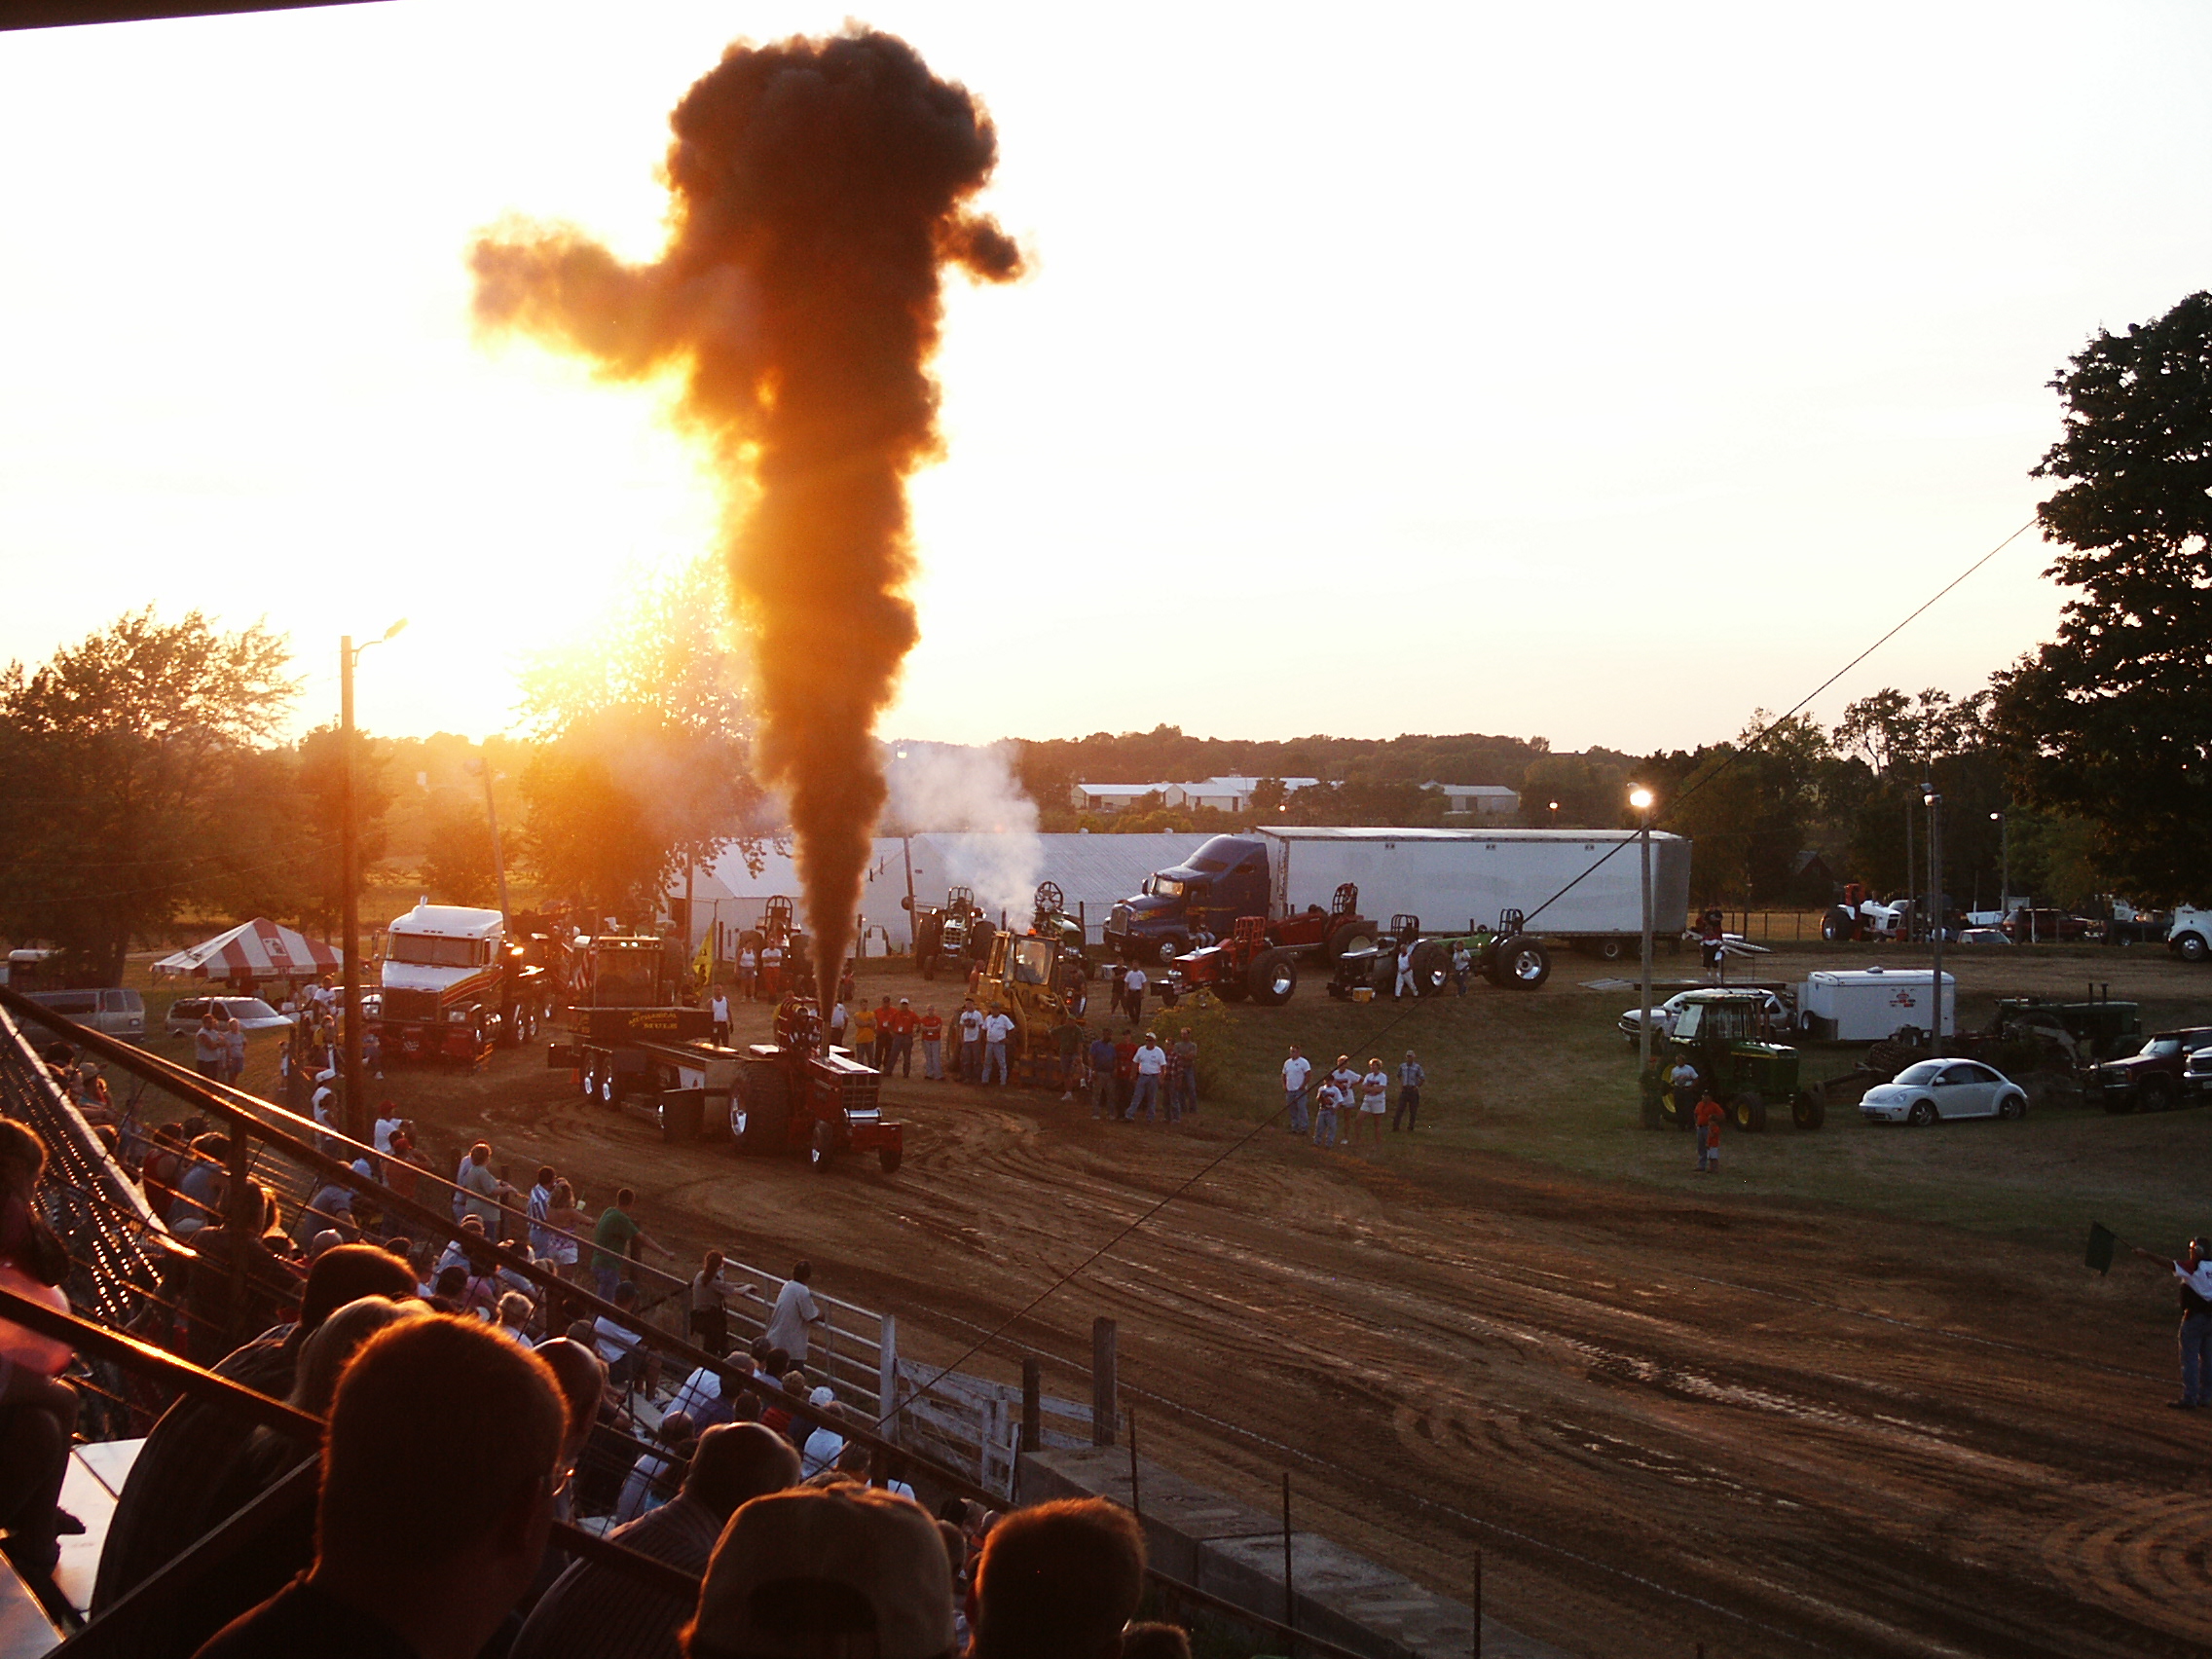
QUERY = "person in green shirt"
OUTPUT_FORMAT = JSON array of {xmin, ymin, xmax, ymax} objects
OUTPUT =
[{"xmin": 590, "ymin": 1186, "xmax": 675, "ymax": 1301}]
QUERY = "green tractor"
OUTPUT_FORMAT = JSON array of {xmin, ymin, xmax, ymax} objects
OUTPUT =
[{"xmin": 1640, "ymin": 988, "xmax": 1825, "ymax": 1132}]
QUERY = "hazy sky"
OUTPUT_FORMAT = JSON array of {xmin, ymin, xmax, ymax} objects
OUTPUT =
[{"xmin": 0, "ymin": 1, "xmax": 2205, "ymax": 754}]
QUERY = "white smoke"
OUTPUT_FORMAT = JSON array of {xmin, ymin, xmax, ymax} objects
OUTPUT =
[{"xmin": 882, "ymin": 740, "xmax": 1044, "ymax": 921}]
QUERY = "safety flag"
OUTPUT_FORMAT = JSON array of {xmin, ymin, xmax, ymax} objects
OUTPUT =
[
  {"xmin": 691, "ymin": 927, "xmax": 715, "ymax": 986},
  {"xmin": 2085, "ymin": 1221, "xmax": 2119, "ymax": 1275}
]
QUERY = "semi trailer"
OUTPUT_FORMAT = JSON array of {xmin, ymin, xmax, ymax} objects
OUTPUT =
[{"xmin": 1104, "ymin": 828, "xmax": 1692, "ymax": 967}]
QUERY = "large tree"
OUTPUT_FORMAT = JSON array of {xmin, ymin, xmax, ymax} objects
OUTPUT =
[
  {"xmin": 517, "ymin": 560, "xmax": 759, "ymax": 926},
  {"xmin": 1990, "ymin": 291, "xmax": 2212, "ymax": 901},
  {"xmin": 0, "ymin": 609, "xmax": 297, "ymax": 982}
]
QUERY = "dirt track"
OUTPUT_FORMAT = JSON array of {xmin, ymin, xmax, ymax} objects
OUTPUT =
[{"xmin": 463, "ymin": 1014, "xmax": 2212, "ymax": 1659}]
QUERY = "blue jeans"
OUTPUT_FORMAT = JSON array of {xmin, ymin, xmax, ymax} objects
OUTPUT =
[
  {"xmin": 1286, "ymin": 1088, "xmax": 1309, "ymax": 1133},
  {"xmin": 961, "ymin": 1040, "xmax": 981, "ymax": 1082},
  {"xmin": 2183, "ymin": 1311, "xmax": 2212, "ymax": 1404},
  {"xmin": 1127, "ymin": 1075, "xmax": 1161, "ymax": 1121},
  {"xmin": 983, "ymin": 1041, "xmax": 1009, "ymax": 1086},
  {"xmin": 1313, "ymin": 1105, "xmax": 1338, "ymax": 1148},
  {"xmin": 1174, "ymin": 1070, "xmax": 1198, "ymax": 1118},
  {"xmin": 922, "ymin": 1038, "xmax": 942, "ymax": 1079}
]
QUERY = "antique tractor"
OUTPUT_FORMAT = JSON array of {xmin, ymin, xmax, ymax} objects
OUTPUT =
[
  {"xmin": 728, "ymin": 996, "xmax": 904, "ymax": 1173},
  {"xmin": 1639, "ymin": 988, "xmax": 1824, "ymax": 1131}
]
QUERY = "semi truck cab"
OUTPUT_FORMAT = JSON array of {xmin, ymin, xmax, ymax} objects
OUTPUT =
[{"xmin": 1104, "ymin": 834, "xmax": 1273, "ymax": 963}]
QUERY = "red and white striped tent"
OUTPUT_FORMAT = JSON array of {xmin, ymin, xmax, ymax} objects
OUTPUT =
[{"xmin": 152, "ymin": 917, "xmax": 344, "ymax": 982}]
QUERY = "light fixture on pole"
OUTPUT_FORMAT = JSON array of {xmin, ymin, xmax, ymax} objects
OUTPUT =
[
  {"xmin": 341, "ymin": 618, "xmax": 407, "ymax": 1145},
  {"xmin": 1990, "ymin": 808, "xmax": 2009, "ymax": 933},
  {"xmin": 1631, "ymin": 787, "xmax": 1657, "ymax": 1081},
  {"xmin": 1925, "ymin": 782, "xmax": 1945, "ymax": 1053}
]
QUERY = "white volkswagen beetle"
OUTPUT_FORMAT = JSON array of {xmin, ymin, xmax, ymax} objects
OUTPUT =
[{"xmin": 1859, "ymin": 1058, "xmax": 2028, "ymax": 1125}]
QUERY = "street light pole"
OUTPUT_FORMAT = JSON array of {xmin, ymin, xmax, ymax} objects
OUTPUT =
[
  {"xmin": 1632, "ymin": 788, "xmax": 1656, "ymax": 1081},
  {"xmin": 1992, "ymin": 808, "xmax": 2009, "ymax": 929},
  {"xmin": 340, "ymin": 620, "xmax": 407, "ymax": 1145},
  {"xmin": 1927, "ymin": 783, "xmax": 1945, "ymax": 1053}
]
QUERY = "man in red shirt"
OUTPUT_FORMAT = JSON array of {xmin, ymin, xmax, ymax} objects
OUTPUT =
[
  {"xmin": 917, "ymin": 1007, "xmax": 944, "ymax": 1080},
  {"xmin": 883, "ymin": 998, "xmax": 918, "ymax": 1077},
  {"xmin": 1693, "ymin": 1088, "xmax": 1723, "ymax": 1174}
]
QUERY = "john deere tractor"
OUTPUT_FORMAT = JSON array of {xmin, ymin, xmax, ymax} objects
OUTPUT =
[{"xmin": 1640, "ymin": 988, "xmax": 1824, "ymax": 1132}]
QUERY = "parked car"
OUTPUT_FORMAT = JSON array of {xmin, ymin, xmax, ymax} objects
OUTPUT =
[
  {"xmin": 164, "ymin": 996, "xmax": 295, "ymax": 1039},
  {"xmin": 1620, "ymin": 987, "xmax": 1788, "ymax": 1046},
  {"xmin": 2001, "ymin": 908, "xmax": 2100, "ymax": 942},
  {"xmin": 20, "ymin": 987, "xmax": 145, "ymax": 1037},
  {"xmin": 1859, "ymin": 1058, "xmax": 2028, "ymax": 1125},
  {"xmin": 2090, "ymin": 1028, "xmax": 2212, "ymax": 1113},
  {"xmin": 1957, "ymin": 927, "xmax": 2012, "ymax": 945},
  {"xmin": 2183, "ymin": 1046, "xmax": 2212, "ymax": 1102}
]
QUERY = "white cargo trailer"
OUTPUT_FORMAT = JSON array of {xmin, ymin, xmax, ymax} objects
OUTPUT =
[
  {"xmin": 1798, "ymin": 967, "xmax": 1956, "ymax": 1042},
  {"xmin": 1258, "ymin": 827, "xmax": 1692, "ymax": 949}
]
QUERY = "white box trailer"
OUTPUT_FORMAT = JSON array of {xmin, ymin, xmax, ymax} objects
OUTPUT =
[
  {"xmin": 1798, "ymin": 967, "xmax": 1956, "ymax": 1042},
  {"xmin": 1258, "ymin": 827, "xmax": 1692, "ymax": 948}
]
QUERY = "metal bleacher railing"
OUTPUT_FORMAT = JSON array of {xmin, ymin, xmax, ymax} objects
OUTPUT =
[{"xmin": 0, "ymin": 988, "xmax": 1363, "ymax": 1659}]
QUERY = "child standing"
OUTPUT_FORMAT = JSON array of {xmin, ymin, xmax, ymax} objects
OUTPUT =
[
  {"xmin": 1694, "ymin": 1088, "xmax": 1724, "ymax": 1174},
  {"xmin": 1313, "ymin": 1077, "xmax": 1343, "ymax": 1150}
]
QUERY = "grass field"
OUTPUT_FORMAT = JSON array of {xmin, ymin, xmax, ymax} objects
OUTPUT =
[{"xmin": 1156, "ymin": 938, "xmax": 2212, "ymax": 1252}]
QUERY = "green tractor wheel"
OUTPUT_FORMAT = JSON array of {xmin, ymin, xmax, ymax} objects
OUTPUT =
[
  {"xmin": 1790, "ymin": 1089, "xmax": 1825, "ymax": 1130},
  {"xmin": 1730, "ymin": 1091, "xmax": 1769, "ymax": 1132}
]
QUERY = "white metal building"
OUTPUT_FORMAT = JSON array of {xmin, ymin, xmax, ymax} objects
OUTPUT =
[{"xmin": 1163, "ymin": 776, "xmax": 1321, "ymax": 812}]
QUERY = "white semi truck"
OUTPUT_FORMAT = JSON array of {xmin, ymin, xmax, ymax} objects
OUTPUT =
[
  {"xmin": 373, "ymin": 901, "xmax": 554, "ymax": 1063},
  {"xmin": 1104, "ymin": 827, "xmax": 1694, "ymax": 968}
]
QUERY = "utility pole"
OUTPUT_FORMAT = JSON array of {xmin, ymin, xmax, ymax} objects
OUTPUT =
[
  {"xmin": 1926, "ymin": 783, "xmax": 1945, "ymax": 1052},
  {"xmin": 341, "ymin": 620, "xmax": 406, "ymax": 1144},
  {"xmin": 466, "ymin": 756, "xmax": 512, "ymax": 924},
  {"xmin": 1632, "ymin": 787, "xmax": 1656, "ymax": 1079},
  {"xmin": 1992, "ymin": 808, "xmax": 2009, "ymax": 926}
]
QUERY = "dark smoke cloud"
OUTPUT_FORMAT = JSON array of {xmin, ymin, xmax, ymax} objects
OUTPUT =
[{"xmin": 470, "ymin": 27, "xmax": 1020, "ymax": 993}]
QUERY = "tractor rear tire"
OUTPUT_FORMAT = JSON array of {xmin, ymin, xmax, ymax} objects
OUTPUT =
[
  {"xmin": 1496, "ymin": 937, "xmax": 1552, "ymax": 990},
  {"xmin": 1731, "ymin": 1091, "xmax": 1768, "ymax": 1132},
  {"xmin": 734, "ymin": 1064, "xmax": 791, "ymax": 1154},
  {"xmin": 1659, "ymin": 1087, "xmax": 1692, "ymax": 1129},
  {"xmin": 1327, "ymin": 922, "xmax": 1375, "ymax": 962},
  {"xmin": 1822, "ymin": 906, "xmax": 1857, "ymax": 942},
  {"xmin": 879, "ymin": 1146, "xmax": 903, "ymax": 1174},
  {"xmin": 1247, "ymin": 949, "xmax": 1298, "ymax": 1007},
  {"xmin": 1409, "ymin": 939, "xmax": 1449, "ymax": 996},
  {"xmin": 1790, "ymin": 1089, "xmax": 1825, "ymax": 1130}
]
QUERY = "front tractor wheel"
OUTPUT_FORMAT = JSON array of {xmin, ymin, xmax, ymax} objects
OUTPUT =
[
  {"xmin": 1247, "ymin": 949, "xmax": 1298, "ymax": 1007},
  {"xmin": 1790, "ymin": 1089, "xmax": 1826, "ymax": 1130},
  {"xmin": 1730, "ymin": 1091, "xmax": 1769, "ymax": 1132},
  {"xmin": 1498, "ymin": 937, "xmax": 1552, "ymax": 990}
]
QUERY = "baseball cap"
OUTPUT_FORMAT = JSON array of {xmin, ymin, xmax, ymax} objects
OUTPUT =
[
  {"xmin": 809, "ymin": 1384, "xmax": 836, "ymax": 1407},
  {"xmin": 689, "ymin": 1488, "xmax": 955, "ymax": 1659}
]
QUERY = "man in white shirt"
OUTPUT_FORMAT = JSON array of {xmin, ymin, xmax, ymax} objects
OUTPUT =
[
  {"xmin": 800, "ymin": 1391, "xmax": 845, "ymax": 1476},
  {"xmin": 828, "ymin": 1000, "xmax": 849, "ymax": 1050},
  {"xmin": 1281, "ymin": 1046, "xmax": 1312, "ymax": 1135},
  {"xmin": 1122, "ymin": 964, "xmax": 1148, "ymax": 1023},
  {"xmin": 527, "ymin": 1164, "xmax": 559, "ymax": 1256},
  {"xmin": 957, "ymin": 1000, "xmax": 984, "ymax": 1084},
  {"xmin": 1393, "ymin": 1051, "xmax": 1427, "ymax": 1132},
  {"xmin": 453, "ymin": 1142, "xmax": 514, "ymax": 1238},
  {"xmin": 2132, "ymin": 1235, "xmax": 2212, "ymax": 1407},
  {"xmin": 710, "ymin": 988, "xmax": 732, "ymax": 1046},
  {"xmin": 981, "ymin": 1007, "xmax": 1015, "ymax": 1086},
  {"xmin": 373, "ymin": 1107, "xmax": 406, "ymax": 1155},
  {"xmin": 764, "ymin": 1260, "xmax": 825, "ymax": 1364},
  {"xmin": 737, "ymin": 943, "xmax": 758, "ymax": 1001},
  {"xmin": 1394, "ymin": 941, "xmax": 1418, "ymax": 999},
  {"xmin": 1126, "ymin": 1034, "xmax": 1167, "ymax": 1123}
]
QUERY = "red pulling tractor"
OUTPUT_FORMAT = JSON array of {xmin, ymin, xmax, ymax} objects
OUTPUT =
[
  {"xmin": 1160, "ymin": 883, "xmax": 1376, "ymax": 1008},
  {"xmin": 729, "ymin": 997, "xmax": 904, "ymax": 1174}
]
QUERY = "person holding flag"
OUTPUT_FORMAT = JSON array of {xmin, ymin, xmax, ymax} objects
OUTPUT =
[{"xmin": 2131, "ymin": 1235, "xmax": 2212, "ymax": 1408}]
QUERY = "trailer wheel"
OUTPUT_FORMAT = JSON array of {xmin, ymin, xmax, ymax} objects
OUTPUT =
[
  {"xmin": 1790, "ymin": 1089, "xmax": 1825, "ymax": 1130},
  {"xmin": 878, "ymin": 1146, "xmax": 903, "ymax": 1174},
  {"xmin": 1731, "ymin": 1091, "xmax": 1768, "ymax": 1132},
  {"xmin": 1497, "ymin": 937, "xmax": 1551, "ymax": 990},
  {"xmin": 1326, "ymin": 922, "xmax": 1375, "ymax": 961},
  {"xmin": 808, "ymin": 1119, "xmax": 833, "ymax": 1171},
  {"xmin": 1409, "ymin": 939, "xmax": 1449, "ymax": 995},
  {"xmin": 1247, "ymin": 949, "xmax": 1297, "ymax": 1007}
]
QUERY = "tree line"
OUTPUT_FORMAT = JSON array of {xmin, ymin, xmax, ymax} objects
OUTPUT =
[{"xmin": 5, "ymin": 288, "xmax": 2206, "ymax": 974}]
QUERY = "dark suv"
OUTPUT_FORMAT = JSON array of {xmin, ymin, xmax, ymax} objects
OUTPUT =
[{"xmin": 2093, "ymin": 1027, "xmax": 2212, "ymax": 1113}]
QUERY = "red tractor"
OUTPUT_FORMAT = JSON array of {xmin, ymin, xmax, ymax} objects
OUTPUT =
[
  {"xmin": 728, "ymin": 997, "xmax": 904, "ymax": 1174},
  {"xmin": 1162, "ymin": 917, "xmax": 1302, "ymax": 1007}
]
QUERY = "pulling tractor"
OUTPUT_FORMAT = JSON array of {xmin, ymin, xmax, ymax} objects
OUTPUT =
[
  {"xmin": 1639, "ymin": 988, "xmax": 1825, "ymax": 1131},
  {"xmin": 739, "ymin": 896, "xmax": 809, "ymax": 998},
  {"xmin": 1163, "ymin": 917, "xmax": 1302, "ymax": 1007},
  {"xmin": 1325, "ymin": 910, "xmax": 1553, "ymax": 999},
  {"xmin": 908, "ymin": 886, "xmax": 987, "ymax": 980},
  {"xmin": 728, "ymin": 996, "xmax": 905, "ymax": 1173}
]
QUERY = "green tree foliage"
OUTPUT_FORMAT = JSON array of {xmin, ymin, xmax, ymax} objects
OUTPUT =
[
  {"xmin": 517, "ymin": 560, "xmax": 759, "ymax": 925},
  {"xmin": 0, "ymin": 609, "xmax": 297, "ymax": 982},
  {"xmin": 1989, "ymin": 290, "xmax": 2212, "ymax": 902},
  {"xmin": 1516, "ymin": 754, "xmax": 1631, "ymax": 828},
  {"xmin": 418, "ymin": 795, "xmax": 505, "ymax": 909}
]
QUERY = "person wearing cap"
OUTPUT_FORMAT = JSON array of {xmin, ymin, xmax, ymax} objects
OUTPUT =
[
  {"xmin": 510, "ymin": 1422, "xmax": 797, "ymax": 1659},
  {"xmin": 1125, "ymin": 1033, "xmax": 1167, "ymax": 1123},
  {"xmin": 801, "ymin": 1391, "xmax": 846, "ymax": 1476},
  {"xmin": 2131, "ymin": 1235, "xmax": 2212, "ymax": 1406},
  {"xmin": 969, "ymin": 1495, "xmax": 1146, "ymax": 1659},
  {"xmin": 682, "ymin": 1485, "xmax": 957, "ymax": 1659},
  {"xmin": 1393, "ymin": 1050, "xmax": 1426, "ymax": 1132}
]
